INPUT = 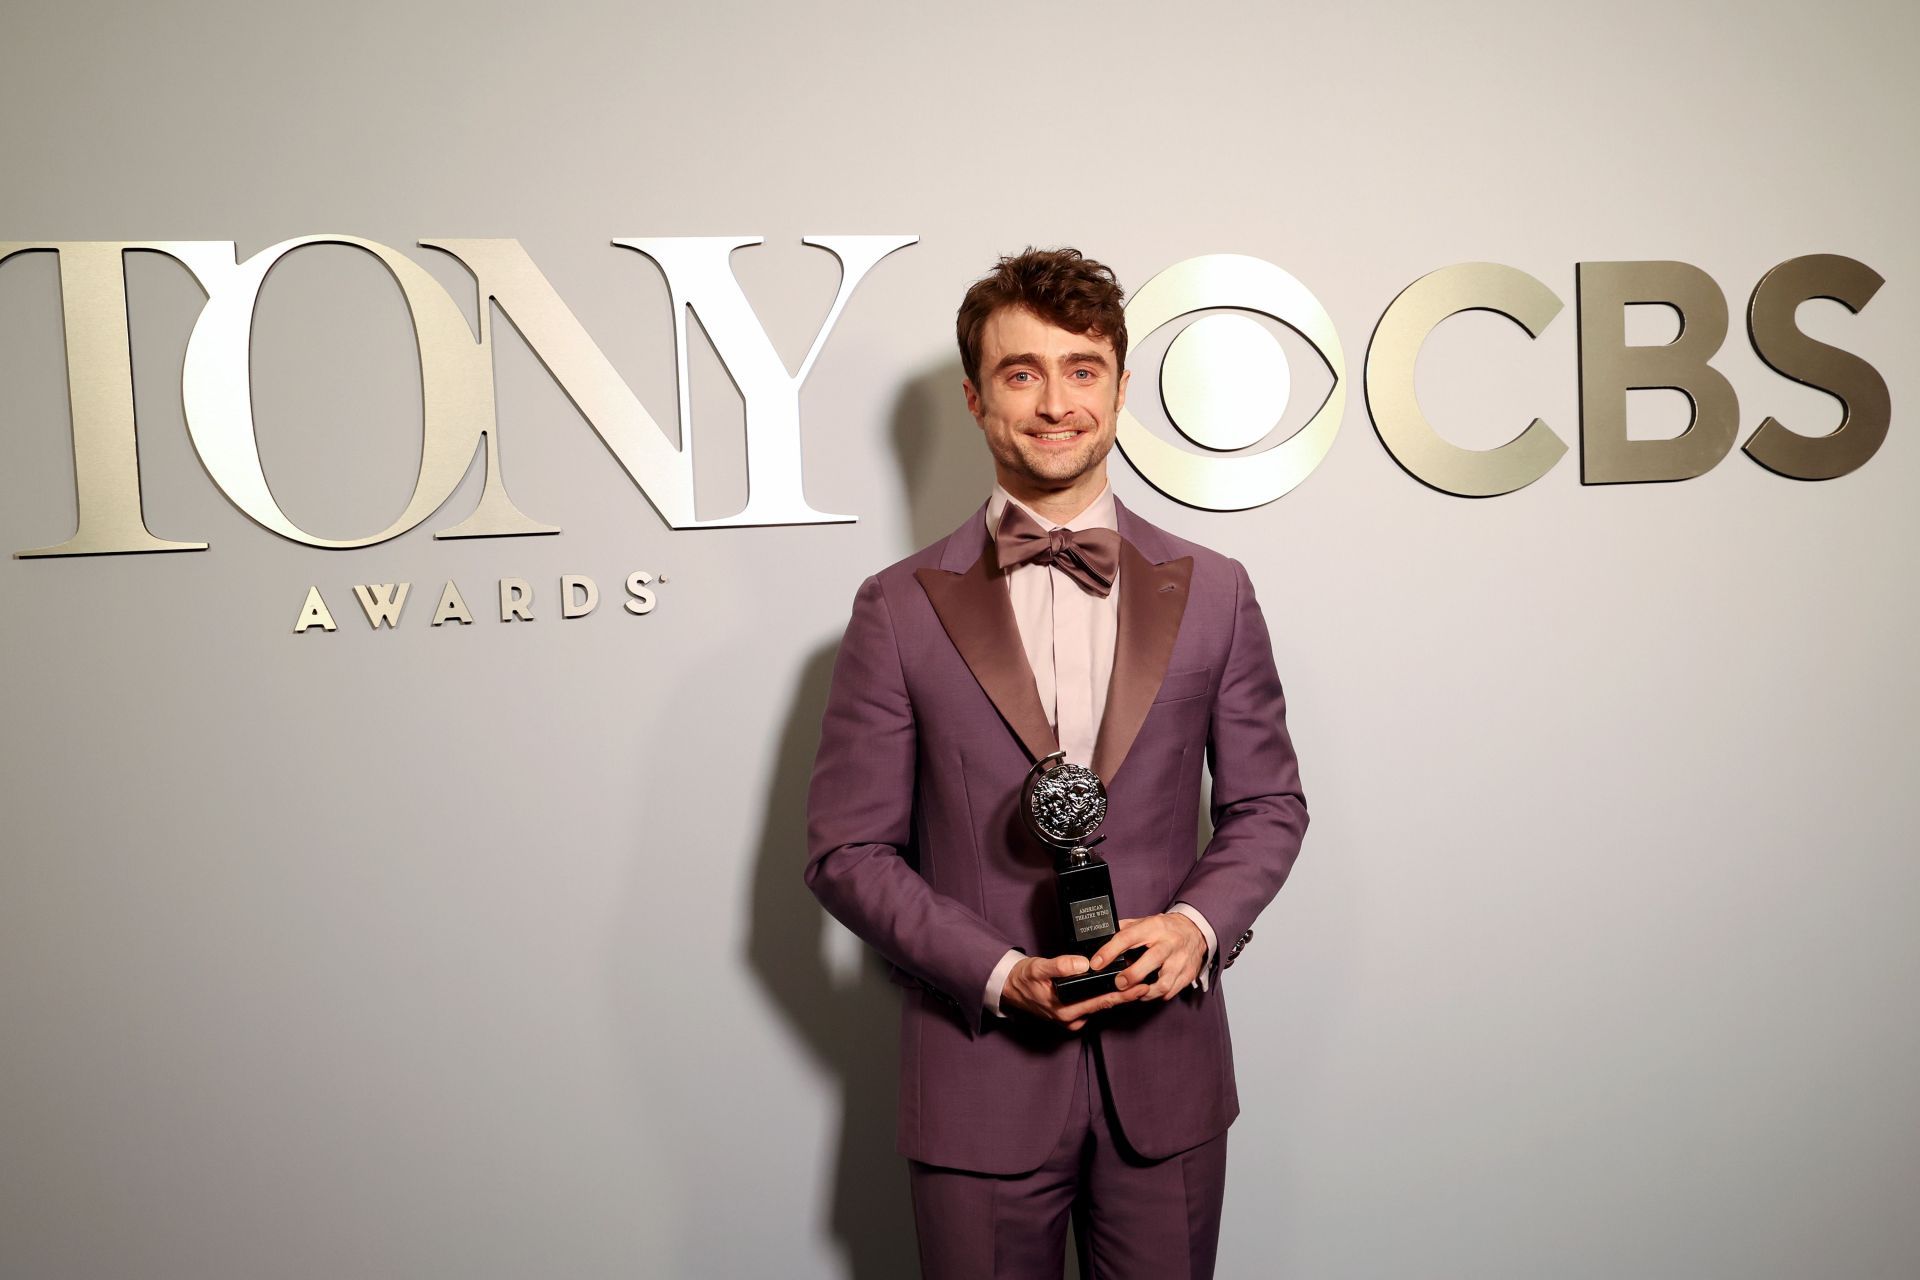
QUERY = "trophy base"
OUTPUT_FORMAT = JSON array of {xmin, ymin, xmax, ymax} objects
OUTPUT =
[{"xmin": 1051, "ymin": 946, "xmax": 1158, "ymax": 1000}]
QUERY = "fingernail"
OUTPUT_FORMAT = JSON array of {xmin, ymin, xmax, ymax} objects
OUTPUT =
[{"xmin": 1114, "ymin": 976, "xmax": 1128, "ymax": 989}]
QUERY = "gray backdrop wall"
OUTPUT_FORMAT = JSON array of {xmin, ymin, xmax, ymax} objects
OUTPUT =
[{"xmin": 2, "ymin": 2, "xmax": 1915, "ymax": 1277}]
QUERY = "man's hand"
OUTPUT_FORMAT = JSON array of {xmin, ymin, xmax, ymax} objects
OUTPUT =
[
  {"xmin": 1000, "ymin": 954, "xmax": 1153, "ymax": 1031},
  {"xmin": 1089, "ymin": 913, "xmax": 1207, "ymax": 1002}
]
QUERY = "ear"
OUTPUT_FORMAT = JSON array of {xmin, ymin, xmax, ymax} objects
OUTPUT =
[
  {"xmin": 963, "ymin": 376, "xmax": 984, "ymax": 423},
  {"xmin": 1114, "ymin": 366, "xmax": 1131, "ymax": 417}
]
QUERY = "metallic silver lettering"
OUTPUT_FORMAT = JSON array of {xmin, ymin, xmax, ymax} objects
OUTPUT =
[
  {"xmin": 293, "ymin": 585, "xmax": 337, "ymax": 633},
  {"xmin": 1577, "ymin": 261, "xmax": 1739, "ymax": 484},
  {"xmin": 625, "ymin": 569, "xmax": 656, "ymax": 615},
  {"xmin": 354, "ymin": 582, "xmax": 410, "ymax": 629},
  {"xmin": 1366, "ymin": 263, "xmax": 1569, "ymax": 496},
  {"xmin": 561, "ymin": 574, "xmax": 598, "ymax": 618},
  {"xmin": 1743, "ymin": 254, "xmax": 1890, "ymax": 481},
  {"xmin": 499, "ymin": 577, "xmax": 535, "ymax": 621},
  {"xmin": 3, "ymin": 242, "xmax": 219, "ymax": 557},
  {"xmin": 431, "ymin": 580, "xmax": 474, "ymax": 626}
]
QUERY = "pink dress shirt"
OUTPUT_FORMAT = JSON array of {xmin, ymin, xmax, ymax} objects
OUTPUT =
[{"xmin": 981, "ymin": 482, "xmax": 1216, "ymax": 1016}]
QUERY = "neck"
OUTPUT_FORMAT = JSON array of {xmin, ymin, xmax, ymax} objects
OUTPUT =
[{"xmin": 996, "ymin": 462, "xmax": 1110, "ymax": 526}]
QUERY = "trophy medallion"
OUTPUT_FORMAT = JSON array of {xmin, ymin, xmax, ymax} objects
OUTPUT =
[{"xmin": 1020, "ymin": 751, "xmax": 1157, "ymax": 1000}]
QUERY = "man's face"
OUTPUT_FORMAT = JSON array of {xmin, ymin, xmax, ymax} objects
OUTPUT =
[{"xmin": 963, "ymin": 306, "xmax": 1129, "ymax": 493}]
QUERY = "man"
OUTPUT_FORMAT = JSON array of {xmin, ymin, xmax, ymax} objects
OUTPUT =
[{"xmin": 805, "ymin": 247, "xmax": 1308, "ymax": 1279}]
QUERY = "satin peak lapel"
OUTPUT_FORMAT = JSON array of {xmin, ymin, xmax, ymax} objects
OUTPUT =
[
  {"xmin": 1091, "ymin": 537, "xmax": 1194, "ymax": 783},
  {"xmin": 914, "ymin": 527, "xmax": 1059, "ymax": 765}
]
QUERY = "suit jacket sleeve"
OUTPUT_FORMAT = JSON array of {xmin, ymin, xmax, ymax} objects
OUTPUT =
[
  {"xmin": 804, "ymin": 574, "xmax": 1017, "ymax": 1032},
  {"xmin": 1170, "ymin": 558, "xmax": 1309, "ymax": 972}
]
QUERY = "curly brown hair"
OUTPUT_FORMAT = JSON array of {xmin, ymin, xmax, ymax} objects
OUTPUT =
[{"xmin": 955, "ymin": 247, "xmax": 1128, "ymax": 387}]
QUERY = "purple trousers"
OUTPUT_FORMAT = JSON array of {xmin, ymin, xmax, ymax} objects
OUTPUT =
[{"xmin": 907, "ymin": 1034, "xmax": 1229, "ymax": 1280}]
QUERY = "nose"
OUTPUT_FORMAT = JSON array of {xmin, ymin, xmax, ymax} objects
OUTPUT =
[{"xmin": 1036, "ymin": 377, "xmax": 1075, "ymax": 424}]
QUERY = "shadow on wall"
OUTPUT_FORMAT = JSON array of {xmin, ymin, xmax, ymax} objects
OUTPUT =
[
  {"xmin": 745, "ymin": 642, "xmax": 918, "ymax": 1280},
  {"xmin": 888, "ymin": 359, "xmax": 993, "ymax": 550},
  {"xmin": 741, "ymin": 362, "xmax": 984, "ymax": 1279},
  {"xmin": 741, "ymin": 361, "xmax": 1013, "ymax": 1278}
]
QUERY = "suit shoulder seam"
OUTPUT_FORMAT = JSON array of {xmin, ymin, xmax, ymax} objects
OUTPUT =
[{"xmin": 873, "ymin": 573, "xmax": 912, "ymax": 692}]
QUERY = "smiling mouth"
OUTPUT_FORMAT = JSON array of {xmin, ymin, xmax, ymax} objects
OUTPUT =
[{"xmin": 1030, "ymin": 429, "xmax": 1085, "ymax": 442}]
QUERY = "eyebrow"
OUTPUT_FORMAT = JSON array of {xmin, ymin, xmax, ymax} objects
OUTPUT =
[{"xmin": 991, "ymin": 350, "xmax": 1112, "ymax": 375}]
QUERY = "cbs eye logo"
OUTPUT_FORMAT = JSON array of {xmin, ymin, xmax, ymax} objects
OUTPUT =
[{"xmin": 1116, "ymin": 254, "xmax": 1345, "ymax": 511}]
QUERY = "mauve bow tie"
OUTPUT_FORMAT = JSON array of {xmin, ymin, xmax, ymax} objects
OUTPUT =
[{"xmin": 994, "ymin": 503, "xmax": 1121, "ymax": 598}]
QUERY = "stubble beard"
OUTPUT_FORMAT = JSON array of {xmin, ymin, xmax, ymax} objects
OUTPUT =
[{"xmin": 1001, "ymin": 420, "xmax": 1115, "ymax": 492}]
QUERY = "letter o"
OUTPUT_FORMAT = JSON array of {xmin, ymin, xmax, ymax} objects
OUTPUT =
[{"xmin": 181, "ymin": 235, "xmax": 492, "ymax": 548}]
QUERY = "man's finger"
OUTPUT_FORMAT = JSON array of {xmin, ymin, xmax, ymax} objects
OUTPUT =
[
  {"xmin": 1055, "ymin": 992, "xmax": 1106, "ymax": 1022},
  {"xmin": 1149, "ymin": 958, "xmax": 1193, "ymax": 1000},
  {"xmin": 1044, "ymin": 954, "xmax": 1091, "ymax": 980},
  {"xmin": 1089, "ymin": 924, "xmax": 1150, "ymax": 972},
  {"xmin": 1160, "ymin": 952, "xmax": 1200, "ymax": 999},
  {"xmin": 1112, "ymin": 943, "xmax": 1164, "ymax": 992},
  {"xmin": 1056, "ymin": 984, "xmax": 1137, "ymax": 1023}
]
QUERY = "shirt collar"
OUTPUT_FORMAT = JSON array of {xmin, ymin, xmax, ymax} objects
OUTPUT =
[{"xmin": 985, "ymin": 480, "xmax": 1116, "ymax": 539}]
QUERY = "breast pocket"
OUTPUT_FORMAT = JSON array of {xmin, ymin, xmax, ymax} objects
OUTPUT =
[{"xmin": 1152, "ymin": 667, "xmax": 1210, "ymax": 704}]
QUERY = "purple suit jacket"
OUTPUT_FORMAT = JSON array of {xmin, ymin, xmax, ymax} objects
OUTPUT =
[{"xmin": 804, "ymin": 497, "xmax": 1308, "ymax": 1174}]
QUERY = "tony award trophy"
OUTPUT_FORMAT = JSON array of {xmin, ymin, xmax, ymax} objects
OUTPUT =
[{"xmin": 1021, "ymin": 750, "xmax": 1158, "ymax": 1000}]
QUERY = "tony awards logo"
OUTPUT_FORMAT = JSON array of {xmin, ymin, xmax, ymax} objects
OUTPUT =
[{"xmin": 1021, "ymin": 751, "xmax": 1156, "ymax": 999}]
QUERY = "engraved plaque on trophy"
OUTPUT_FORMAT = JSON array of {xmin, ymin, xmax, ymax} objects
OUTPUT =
[{"xmin": 1021, "ymin": 751, "xmax": 1158, "ymax": 1001}]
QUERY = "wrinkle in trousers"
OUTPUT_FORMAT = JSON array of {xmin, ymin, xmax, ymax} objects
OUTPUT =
[{"xmin": 907, "ymin": 1034, "xmax": 1228, "ymax": 1280}]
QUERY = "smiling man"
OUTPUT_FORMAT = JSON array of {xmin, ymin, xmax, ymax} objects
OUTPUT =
[{"xmin": 806, "ymin": 247, "xmax": 1309, "ymax": 1279}]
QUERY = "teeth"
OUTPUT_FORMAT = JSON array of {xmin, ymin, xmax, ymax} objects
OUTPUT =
[{"xmin": 1036, "ymin": 431, "xmax": 1079, "ymax": 441}]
